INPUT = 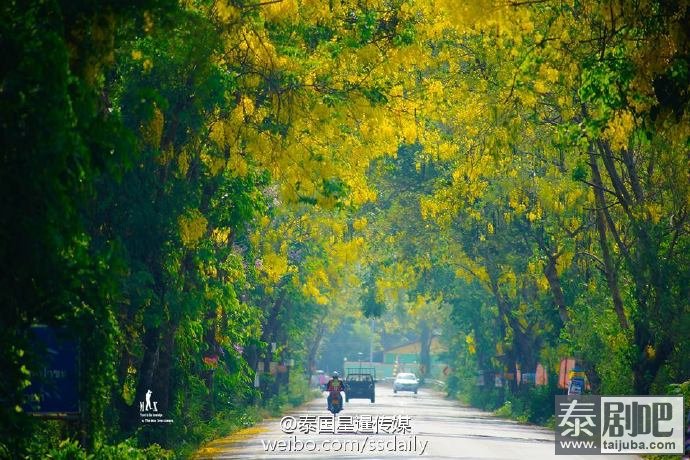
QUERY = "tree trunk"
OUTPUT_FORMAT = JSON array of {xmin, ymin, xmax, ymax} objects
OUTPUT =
[
  {"xmin": 543, "ymin": 255, "xmax": 569, "ymax": 325},
  {"xmin": 306, "ymin": 316, "xmax": 327, "ymax": 376},
  {"xmin": 134, "ymin": 326, "xmax": 160, "ymax": 424},
  {"xmin": 588, "ymin": 147, "xmax": 630, "ymax": 330},
  {"xmin": 488, "ymin": 275, "xmax": 536, "ymax": 394},
  {"xmin": 419, "ymin": 321, "xmax": 432, "ymax": 380},
  {"xmin": 260, "ymin": 288, "xmax": 287, "ymax": 398}
]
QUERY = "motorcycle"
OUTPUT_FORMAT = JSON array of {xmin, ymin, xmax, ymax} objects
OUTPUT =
[{"xmin": 327, "ymin": 390, "xmax": 343, "ymax": 415}]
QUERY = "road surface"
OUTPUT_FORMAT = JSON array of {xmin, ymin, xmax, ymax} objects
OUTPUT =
[{"xmin": 195, "ymin": 385, "xmax": 639, "ymax": 459}]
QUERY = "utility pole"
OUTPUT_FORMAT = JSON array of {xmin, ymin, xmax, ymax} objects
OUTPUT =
[{"xmin": 369, "ymin": 318, "xmax": 374, "ymax": 363}]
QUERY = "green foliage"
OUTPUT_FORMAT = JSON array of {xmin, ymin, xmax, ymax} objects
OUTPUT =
[
  {"xmin": 286, "ymin": 375, "xmax": 320, "ymax": 408},
  {"xmin": 564, "ymin": 294, "xmax": 635, "ymax": 395},
  {"xmin": 2, "ymin": 0, "xmax": 689, "ymax": 456},
  {"xmin": 469, "ymin": 387, "xmax": 505, "ymax": 413},
  {"xmin": 94, "ymin": 440, "xmax": 174, "ymax": 460},
  {"xmin": 44, "ymin": 440, "xmax": 89, "ymax": 460},
  {"xmin": 668, "ymin": 380, "xmax": 690, "ymax": 413},
  {"xmin": 27, "ymin": 438, "xmax": 173, "ymax": 460},
  {"xmin": 494, "ymin": 400, "xmax": 514, "ymax": 418},
  {"xmin": 489, "ymin": 385, "xmax": 558, "ymax": 425}
]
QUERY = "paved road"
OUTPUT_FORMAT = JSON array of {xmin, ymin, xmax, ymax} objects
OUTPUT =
[{"xmin": 195, "ymin": 386, "xmax": 639, "ymax": 459}]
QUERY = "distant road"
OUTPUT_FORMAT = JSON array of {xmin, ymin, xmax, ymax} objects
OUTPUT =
[{"xmin": 195, "ymin": 386, "xmax": 639, "ymax": 459}]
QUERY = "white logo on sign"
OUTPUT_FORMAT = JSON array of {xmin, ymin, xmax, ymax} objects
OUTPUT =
[{"xmin": 139, "ymin": 389, "xmax": 158, "ymax": 412}]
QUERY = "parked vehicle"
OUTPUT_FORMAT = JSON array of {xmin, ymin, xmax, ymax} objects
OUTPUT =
[
  {"xmin": 344, "ymin": 368, "xmax": 376, "ymax": 403},
  {"xmin": 393, "ymin": 372, "xmax": 419, "ymax": 394}
]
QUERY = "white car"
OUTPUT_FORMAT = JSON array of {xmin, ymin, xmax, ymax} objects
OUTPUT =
[{"xmin": 393, "ymin": 372, "xmax": 419, "ymax": 394}]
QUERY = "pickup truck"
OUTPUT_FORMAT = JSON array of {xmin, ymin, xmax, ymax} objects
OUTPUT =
[{"xmin": 344, "ymin": 368, "xmax": 376, "ymax": 403}]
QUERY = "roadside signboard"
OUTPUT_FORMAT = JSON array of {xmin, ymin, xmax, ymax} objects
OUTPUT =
[
  {"xmin": 23, "ymin": 325, "xmax": 80, "ymax": 416},
  {"xmin": 567, "ymin": 367, "xmax": 587, "ymax": 396}
]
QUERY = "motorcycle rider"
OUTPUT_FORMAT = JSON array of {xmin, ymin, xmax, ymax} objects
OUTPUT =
[{"xmin": 326, "ymin": 371, "xmax": 345, "ymax": 412}]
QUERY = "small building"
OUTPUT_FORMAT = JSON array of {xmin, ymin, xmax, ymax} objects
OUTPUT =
[{"xmin": 382, "ymin": 337, "xmax": 446, "ymax": 378}]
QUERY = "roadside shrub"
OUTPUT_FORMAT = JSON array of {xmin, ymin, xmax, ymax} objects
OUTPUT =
[
  {"xmin": 94, "ymin": 439, "xmax": 173, "ymax": 460},
  {"xmin": 468, "ymin": 385, "xmax": 505, "ymax": 411},
  {"xmin": 468, "ymin": 381, "xmax": 561, "ymax": 425},
  {"xmin": 494, "ymin": 400, "xmax": 513, "ymax": 418},
  {"xmin": 521, "ymin": 384, "xmax": 558, "ymax": 424},
  {"xmin": 44, "ymin": 439, "xmax": 89, "ymax": 460},
  {"xmin": 32, "ymin": 438, "xmax": 173, "ymax": 460}
]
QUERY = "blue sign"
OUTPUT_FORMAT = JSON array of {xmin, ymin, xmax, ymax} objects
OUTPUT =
[
  {"xmin": 568, "ymin": 376, "xmax": 585, "ymax": 395},
  {"xmin": 23, "ymin": 325, "xmax": 80, "ymax": 415}
]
